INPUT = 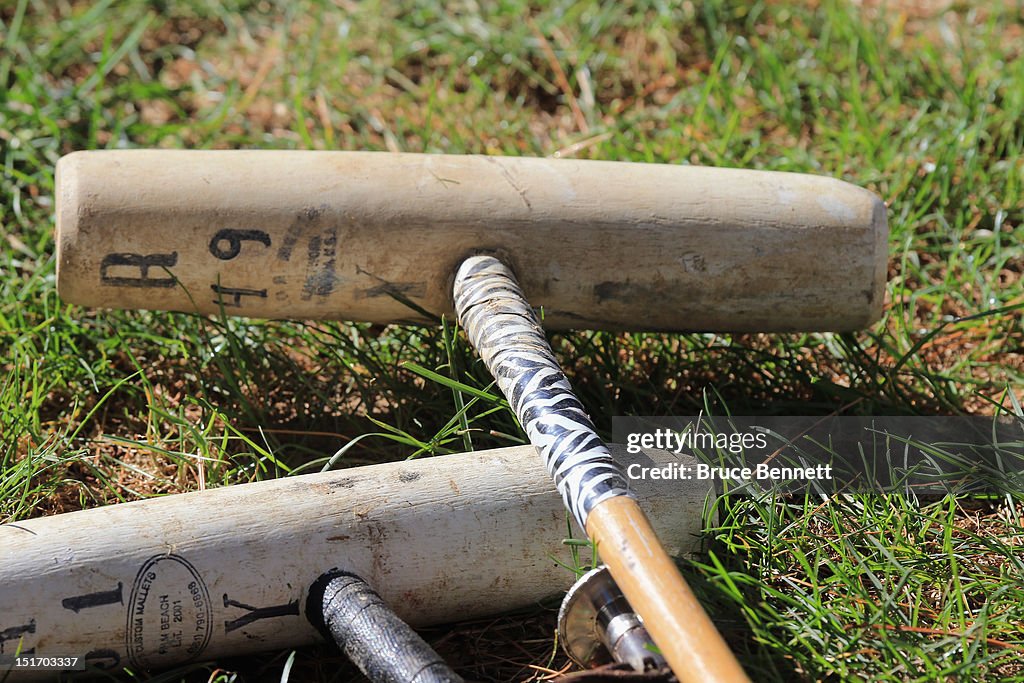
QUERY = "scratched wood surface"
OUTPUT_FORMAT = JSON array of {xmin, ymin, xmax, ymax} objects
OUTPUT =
[
  {"xmin": 55, "ymin": 150, "xmax": 887, "ymax": 331},
  {"xmin": 0, "ymin": 445, "xmax": 710, "ymax": 680}
]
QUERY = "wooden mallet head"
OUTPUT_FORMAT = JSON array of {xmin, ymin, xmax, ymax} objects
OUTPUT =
[{"xmin": 55, "ymin": 150, "xmax": 887, "ymax": 332}]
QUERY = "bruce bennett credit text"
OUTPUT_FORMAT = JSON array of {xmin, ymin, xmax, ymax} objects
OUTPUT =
[{"xmin": 625, "ymin": 462, "xmax": 834, "ymax": 482}]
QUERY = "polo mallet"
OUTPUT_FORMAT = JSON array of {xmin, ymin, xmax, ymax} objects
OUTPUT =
[
  {"xmin": 2, "ymin": 445, "xmax": 711, "ymax": 681},
  {"xmin": 47, "ymin": 150, "xmax": 887, "ymax": 681}
]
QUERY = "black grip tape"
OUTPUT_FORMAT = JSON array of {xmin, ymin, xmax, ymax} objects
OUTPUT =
[{"xmin": 307, "ymin": 570, "xmax": 464, "ymax": 683}]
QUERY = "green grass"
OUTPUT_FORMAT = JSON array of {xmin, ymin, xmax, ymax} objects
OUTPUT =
[{"xmin": 2, "ymin": 0, "xmax": 1023, "ymax": 681}]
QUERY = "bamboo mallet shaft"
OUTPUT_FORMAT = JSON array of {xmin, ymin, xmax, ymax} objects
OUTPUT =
[{"xmin": 453, "ymin": 255, "xmax": 750, "ymax": 683}]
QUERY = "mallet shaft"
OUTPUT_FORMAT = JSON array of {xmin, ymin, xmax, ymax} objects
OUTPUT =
[
  {"xmin": 453, "ymin": 256, "xmax": 750, "ymax": 683},
  {"xmin": 314, "ymin": 571, "xmax": 463, "ymax": 683}
]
